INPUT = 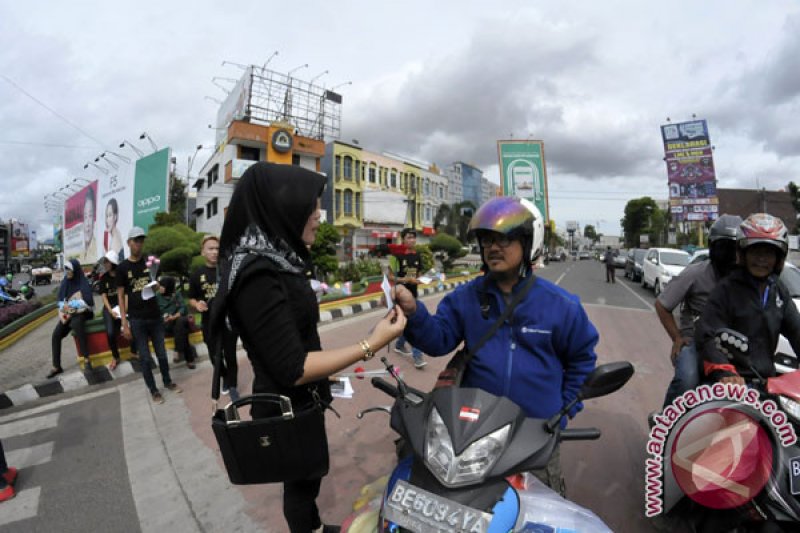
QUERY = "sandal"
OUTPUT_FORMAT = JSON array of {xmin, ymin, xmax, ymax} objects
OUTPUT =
[
  {"xmin": 46, "ymin": 367, "xmax": 64, "ymax": 379},
  {"xmin": 109, "ymin": 359, "xmax": 119, "ymax": 370}
]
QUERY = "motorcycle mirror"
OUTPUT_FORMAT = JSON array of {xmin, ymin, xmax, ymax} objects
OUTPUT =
[{"xmin": 578, "ymin": 362, "xmax": 635, "ymax": 400}]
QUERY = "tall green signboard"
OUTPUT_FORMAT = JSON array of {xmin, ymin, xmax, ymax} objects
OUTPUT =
[
  {"xmin": 497, "ymin": 140, "xmax": 549, "ymax": 221},
  {"xmin": 133, "ymin": 148, "xmax": 171, "ymax": 229}
]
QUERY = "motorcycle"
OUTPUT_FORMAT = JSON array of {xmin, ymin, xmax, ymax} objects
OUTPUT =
[
  {"xmin": 342, "ymin": 358, "xmax": 634, "ymax": 532},
  {"xmin": 657, "ymin": 329, "xmax": 800, "ymax": 531}
]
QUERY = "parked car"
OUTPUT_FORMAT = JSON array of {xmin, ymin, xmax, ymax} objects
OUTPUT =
[
  {"xmin": 20, "ymin": 264, "xmax": 32, "ymax": 274},
  {"xmin": 641, "ymin": 247, "xmax": 690, "ymax": 296},
  {"xmin": 613, "ymin": 251, "xmax": 627, "ymax": 269},
  {"xmin": 689, "ymin": 248, "xmax": 709, "ymax": 264},
  {"xmin": 624, "ymin": 248, "xmax": 648, "ymax": 282},
  {"xmin": 775, "ymin": 262, "xmax": 800, "ymax": 373}
]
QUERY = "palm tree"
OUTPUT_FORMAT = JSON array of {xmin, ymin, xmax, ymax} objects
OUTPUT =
[{"xmin": 434, "ymin": 201, "xmax": 476, "ymax": 244}]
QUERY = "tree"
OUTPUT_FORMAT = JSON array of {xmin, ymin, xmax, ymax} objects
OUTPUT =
[
  {"xmin": 433, "ymin": 201, "xmax": 476, "ymax": 243},
  {"xmin": 310, "ymin": 222, "xmax": 340, "ymax": 278},
  {"xmin": 429, "ymin": 233, "xmax": 466, "ymax": 272},
  {"xmin": 788, "ymin": 182, "xmax": 800, "ymax": 234},
  {"xmin": 622, "ymin": 197, "xmax": 662, "ymax": 248},
  {"xmin": 169, "ymin": 173, "xmax": 187, "ymax": 221},
  {"xmin": 583, "ymin": 224, "xmax": 597, "ymax": 242}
]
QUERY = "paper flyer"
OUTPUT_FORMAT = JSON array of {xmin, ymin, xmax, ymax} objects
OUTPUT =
[{"xmin": 381, "ymin": 274, "xmax": 394, "ymax": 310}]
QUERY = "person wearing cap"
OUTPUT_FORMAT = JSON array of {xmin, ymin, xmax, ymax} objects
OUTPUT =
[
  {"xmin": 116, "ymin": 227, "xmax": 181, "ymax": 404},
  {"xmin": 47, "ymin": 258, "xmax": 94, "ymax": 379},
  {"xmin": 392, "ymin": 196, "xmax": 598, "ymax": 495},
  {"xmin": 98, "ymin": 250, "xmax": 123, "ymax": 370},
  {"xmin": 388, "ymin": 228, "xmax": 427, "ymax": 369}
]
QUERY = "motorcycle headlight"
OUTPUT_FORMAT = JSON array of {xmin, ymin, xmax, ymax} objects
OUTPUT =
[
  {"xmin": 424, "ymin": 407, "xmax": 511, "ymax": 487},
  {"xmin": 779, "ymin": 396, "xmax": 800, "ymax": 423}
]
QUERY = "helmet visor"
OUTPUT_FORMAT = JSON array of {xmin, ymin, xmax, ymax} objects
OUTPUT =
[{"xmin": 468, "ymin": 198, "xmax": 532, "ymax": 237}]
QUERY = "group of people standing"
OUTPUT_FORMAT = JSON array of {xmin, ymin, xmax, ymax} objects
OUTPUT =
[{"xmin": 47, "ymin": 229, "xmax": 238, "ymax": 404}]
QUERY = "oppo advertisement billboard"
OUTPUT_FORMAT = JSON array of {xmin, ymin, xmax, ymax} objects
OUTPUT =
[
  {"xmin": 497, "ymin": 140, "xmax": 549, "ymax": 221},
  {"xmin": 63, "ymin": 147, "xmax": 170, "ymax": 264}
]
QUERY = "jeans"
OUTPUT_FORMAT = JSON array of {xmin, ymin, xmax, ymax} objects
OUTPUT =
[
  {"xmin": 396, "ymin": 335, "xmax": 422, "ymax": 362},
  {"xmin": 663, "ymin": 342, "xmax": 701, "ymax": 407},
  {"xmin": 164, "ymin": 316, "xmax": 195, "ymax": 361},
  {"xmin": 102, "ymin": 308, "xmax": 121, "ymax": 361},
  {"xmin": 130, "ymin": 318, "xmax": 173, "ymax": 394},
  {"xmin": 52, "ymin": 312, "xmax": 90, "ymax": 368}
]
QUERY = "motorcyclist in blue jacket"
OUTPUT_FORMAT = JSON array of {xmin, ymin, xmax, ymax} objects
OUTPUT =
[{"xmin": 393, "ymin": 196, "xmax": 599, "ymax": 494}]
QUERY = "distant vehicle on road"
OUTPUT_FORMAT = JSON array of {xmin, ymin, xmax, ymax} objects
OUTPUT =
[
  {"xmin": 21, "ymin": 264, "xmax": 32, "ymax": 273},
  {"xmin": 612, "ymin": 251, "xmax": 627, "ymax": 269},
  {"xmin": 31, "ymin": 267, "xmax": 52, "ymax": 285},
  {"xmin": 641, "ymin": 247, "xmax": 690, "ymax": 296},
  {"xmin": 624, "ymin": 248, "xmax": 647, "ymax": 282},
  {"xmin": 578, "ymin": 251, "xmax": 592, "ymax": 260}
]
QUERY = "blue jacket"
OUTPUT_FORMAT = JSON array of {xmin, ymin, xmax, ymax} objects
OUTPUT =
[{"xmin": 405, "ymin": 274, "xmax": 598, "ymax": 421}]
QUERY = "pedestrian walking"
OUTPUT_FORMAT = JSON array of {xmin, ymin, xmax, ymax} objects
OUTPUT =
[
  {"xmin": 0, "ymin": 439, "xmax": 18, "ymax": 503},
  {"xmin": 157, "ymin": 276, "xmax": 197, "ymax": 369},
  {"xmin": 388, "ymin": 228, "xmax": 427, "ymax": 369},
  {"xmin": 47, "ymin": 258, "xmax": 93, "ymax": 379},
  {"xmin": 117, "ymin": 227, "xmax": 181, "ymax": 404},
  {"xmin": 212, "ymin": 162, "xmax": 406, "ymax": 532},
  {"xmin": 189, "ymin": 235, "xmax": 239, "ymax": 399},
  {"xmin": 604, "ymin": 246, "xmax": 617, "ymax": 283}
]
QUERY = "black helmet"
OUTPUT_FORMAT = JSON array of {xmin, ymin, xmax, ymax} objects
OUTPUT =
[{"xmin": 708, "ymin": 214, "xmax": 742, "ymax": 244}]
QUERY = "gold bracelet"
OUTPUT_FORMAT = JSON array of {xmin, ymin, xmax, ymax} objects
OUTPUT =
[{"xmin": 359, "ymin": 339, "xmax": 375, "ymax": 361}]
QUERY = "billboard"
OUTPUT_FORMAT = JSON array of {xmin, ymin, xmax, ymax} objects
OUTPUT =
[
  {"xmin": 63, "ymin": 146, "xmax": 170, "ymax": 264},
  {"xmin": 498, "ymin": 140, "xmax": 549, "ymax": 221},
  {"xmin": 53, "ymin": 215, "xmax": 62, "ymax": 252},
  {"xmin": 215, "ymin": 66, "xmax": 252, "ymax": 145},
  {"xmin": 661, "ymin": 119, "xmax": 718, "ymax": 222},
  {"xmin": 10, "ymin": 221, "xmax": 29, "ymax": 257},
  {"xmin": 133, "ymin": 148, "xmax": 171, "ymax": 230},
  {"xmin": 64, "ymin": 182, "xmax": 99, "ymax": 264}
]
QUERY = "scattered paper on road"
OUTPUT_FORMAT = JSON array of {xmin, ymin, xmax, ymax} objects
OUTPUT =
[
  {"xmin": 330, "ymin": 377, "xmax": 354, "ymax": 399},
  {"xmin": 418, "ymin": 276, "xmax": 433, "ymax": 284}
]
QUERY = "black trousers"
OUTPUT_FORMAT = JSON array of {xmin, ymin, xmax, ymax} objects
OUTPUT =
[
  {"xmin": 52, "ymin": 313, "xmax": 90, "ymax": 368},
  {"xmin": 284, "ymin": 477, "xmax": 323, "ymax": 533},
  {"xmin": 606, "ymin": 265, "xmax": 616, "ymax": 282},
  {"xmin": 164, "ymin": 316, "xmax": 195, "ymax": 361},
  {"xmin": 102, "ymin": 308, "xmax": 121, "ymax": 360},
  {"xmin": 203, "ymin": 317, "xmax": 238, "ymax": 388}
]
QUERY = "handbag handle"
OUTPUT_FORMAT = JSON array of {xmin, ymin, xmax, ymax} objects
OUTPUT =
[{"xmin": 221, "ymin": 393, "xmax": 295, "ymax": 425}]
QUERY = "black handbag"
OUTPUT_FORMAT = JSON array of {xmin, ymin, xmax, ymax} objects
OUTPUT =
[
  {"xmin": 210, "ymin": 331, "xmax": 329, "ymax": 484},
  {"xmin": 211, "ymin": 393, "xmax": 329, "ymax": 484}
]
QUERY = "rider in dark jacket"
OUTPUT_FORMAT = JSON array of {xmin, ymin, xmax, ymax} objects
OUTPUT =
[{"xmin": 697, "ymin": 213, "xmax": 800, "ymax": 383}]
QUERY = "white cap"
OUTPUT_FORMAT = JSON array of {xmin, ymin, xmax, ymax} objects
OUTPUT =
[{"xmin": 104, "ymin": 250, "xmax": 119, "ymax": 265}]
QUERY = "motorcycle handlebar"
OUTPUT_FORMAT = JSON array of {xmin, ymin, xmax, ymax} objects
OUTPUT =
[
  {"xmin": 560, "ymin": 428, "xmax": 601, "ymax": 441},
  {"xmin": 371, "ymin": 377, "xmax": 399, "ymax": 398}
]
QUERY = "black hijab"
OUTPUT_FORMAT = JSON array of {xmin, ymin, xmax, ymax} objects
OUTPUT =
[
  {"xmin": 159, "ymin": 276, "xmax": 176, "ymax": 297},
  {"xmin": 58, "ymin": 258, "xmax": 94, "ymax": 304},
  {"xmin": 213, "ymin": 162, "xmax": 326, "ymax": 336}
]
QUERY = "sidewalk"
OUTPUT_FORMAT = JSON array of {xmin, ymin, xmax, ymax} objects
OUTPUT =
[{"xmin": 0, "ymin": 276, "xmax": 476, "ymax": 409}]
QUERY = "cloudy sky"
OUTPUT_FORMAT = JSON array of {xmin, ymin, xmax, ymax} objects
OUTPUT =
[{"xmin": 2, "ymin": 0, "xmax": 799, "ymax": 241}]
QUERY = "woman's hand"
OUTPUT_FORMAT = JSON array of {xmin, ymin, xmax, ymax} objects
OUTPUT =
[
  {"xmin": 368, "ymin": 306, "xmax": 407, "ymax": 350},
  {"xmin": 720, "ymin": 375, "xmax": 745, "ymax": 386}
]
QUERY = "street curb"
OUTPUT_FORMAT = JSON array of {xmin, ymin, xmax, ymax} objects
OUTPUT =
[
  {"xmin": 318, "ymin": 277, "xmax": 475, "ymax": 323},
  {"xmin": 0, "ymin": 276, "xmax": 480, "ymax": 410}
]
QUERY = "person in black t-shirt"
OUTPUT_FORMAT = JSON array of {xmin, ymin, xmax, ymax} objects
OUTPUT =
[
  {"xmin": 388, "ymin": 228, "xmax": 427, "ymax": 369},
  {"xmin": 189, "ymin": 235, "xmax": 239, "ymax": 399},
  {"xmin": 117, "ymin": 227, "xmax": 181, "ymax": 404},
  {"xmin": 98, "ymin": 250, "xmax": 123, "ymax": 370}
]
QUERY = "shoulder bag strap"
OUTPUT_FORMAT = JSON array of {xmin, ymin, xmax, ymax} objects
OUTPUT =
[{"xmin": 461, "ymin": 272, "xmax": 537, "ymax": 368}]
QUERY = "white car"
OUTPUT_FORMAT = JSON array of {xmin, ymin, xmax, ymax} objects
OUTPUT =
[
  {"xmin": 641, "ymin": 247, "xmax": 690, "ymax": 296},
  {"xmin": 775, "ymin": 263, "xmax": 800, "ymax": 374}
]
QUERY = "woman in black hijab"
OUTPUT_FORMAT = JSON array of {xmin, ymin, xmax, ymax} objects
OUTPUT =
[
  {"xmin": 48, "ymin": 258, "xmax": 94, "ymax": 378},
  {"xmin": 213, "ymin": 162, "xmax": 406, "ymax": 533}
]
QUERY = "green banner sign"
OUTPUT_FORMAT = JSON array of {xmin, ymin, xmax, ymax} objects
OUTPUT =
[
  {"xmin": 497, "ymin": 140, "xmax": 548, "ymax": 220},
  {"xmin": 133, "ymin": 148, "xmax": 171, "ymax": 229}
]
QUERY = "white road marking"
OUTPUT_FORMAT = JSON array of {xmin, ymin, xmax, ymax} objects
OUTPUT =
[
  {"xmin": 0, "ymin": 412, "xmax": 59, "ymax": 439},
  {"xmin": 584, "ymin": 302, "xmax": 653, "ymax": 313},
  {"xmin": 0, "ymin": 388, "xmax": 116, "ymax": 426},
  {"xmin": 0, "ymin": 487, "xmax": 41, "ymax": 527},
  {"xmin": 618, "ymin": 280, "xmax": 656, "ymax": 311},
  {"xmin": 6, "ymin": 441, "xmax": 54, "ymax": 469},
  {"xmin": 555, "ymin": 266, "xmax": 571, "ymax": 286}
]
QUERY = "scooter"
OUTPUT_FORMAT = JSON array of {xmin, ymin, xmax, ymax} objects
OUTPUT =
[
  {"xmin": 342, "ymin": 358, "xmax": 634, "ymax": 532},
  {"xmin": 657, "ymin": 329, "xmax": 800, "ymax": 531}
]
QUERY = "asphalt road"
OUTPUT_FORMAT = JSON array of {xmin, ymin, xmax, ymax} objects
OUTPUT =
[{"xmin": 0, "ymin": 259, "xmax": 677, "ymax": 532}]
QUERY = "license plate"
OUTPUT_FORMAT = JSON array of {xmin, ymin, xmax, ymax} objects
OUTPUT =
[
  {"xmin": 383, "ymin": 479, "xmax": 493, "ymax": 533},
  {"xmin": 791, "ymin": 456, "xmax": 800, "ymax": 496}
]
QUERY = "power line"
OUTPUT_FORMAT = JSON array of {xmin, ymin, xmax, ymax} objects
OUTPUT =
[{"xmin": 1, "ymin": 75, "xmax": 106, "ymax": 148}]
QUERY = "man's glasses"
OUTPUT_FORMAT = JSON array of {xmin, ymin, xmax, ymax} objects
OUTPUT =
[{"xmin": 479, "ymin": 233, "xmax": 513, "ymax": 248}]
